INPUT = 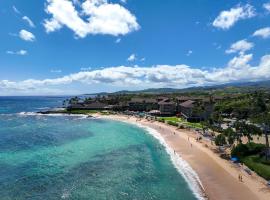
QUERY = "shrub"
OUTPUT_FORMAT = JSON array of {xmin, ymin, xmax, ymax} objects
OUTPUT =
[
  {"xmin": 242, "ymin": 155, "xmax": 270, "ymax": 180},
  {"xmin": 214, "ymin": 134, "xmax": 227, "ymax": 146},
  {"xmin": 179, "ymin": 125, "xmax": 185, "ymax": 129},
  {"xmin": 157, "ymin": 118, "xmax": 165, "ymax": 123},
  {"xmin": 167, "ymin": 121, "xmax": 178, "ymax": 127},
  {"xmin": 231, "ymin": 142, "xmax": 265, "ymax": 158}
]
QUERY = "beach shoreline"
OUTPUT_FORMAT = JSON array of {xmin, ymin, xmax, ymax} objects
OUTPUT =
[{"xmin": 95, "ymin": 114, "xmax": 270, "ymax": 200}]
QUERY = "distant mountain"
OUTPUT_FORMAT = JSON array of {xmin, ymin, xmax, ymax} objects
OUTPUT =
[{"xmin": 85, "ymin": 80, "xmax": 270, "ymax": 96}]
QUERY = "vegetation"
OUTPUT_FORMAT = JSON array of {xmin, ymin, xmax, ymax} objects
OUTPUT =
[
  {"xmin": 231, "ymin": 143, "xmax": 265, "ymax": 158},
  {"xmin": 167, "ymin": 121, "xmax": 178, "ymax": 127},
  {"xmin": 158, "ymin": 117, "xmax": 203, "ymax": 129},
  {"xmin": 214, "ymin": 134, "xmax": 227, "ymax": 146},
  {"xmin": 231, "ymin": 143, "xmax": 270, "ymax": 180},
  {"xmin": 242, "ymin": 155, "xmax": 270, "ymax": 180}
]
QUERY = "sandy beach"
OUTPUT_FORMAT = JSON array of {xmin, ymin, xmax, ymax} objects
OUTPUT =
[{"xmin": 96, "ymin": 114, "xmax": 270, "ymax": 200}]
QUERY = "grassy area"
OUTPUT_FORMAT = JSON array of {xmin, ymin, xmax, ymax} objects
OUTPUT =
[
  {"xmin": 65, "ymin": 109, "xmax": 99, "ymax": 114},
  {"xmin": 157, "ymin": 116, "xmax": 203, "ymax": 129},
  {"xmin": 242, "ymin": 155, "xmax": 270, "ymax": 180}
]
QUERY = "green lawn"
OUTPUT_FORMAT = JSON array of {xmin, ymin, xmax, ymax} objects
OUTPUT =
[
  {"xmin": 242, "ymin": 155, "xmax": 270, "ymax": 180},
  {"xmin": 157, "ymin": 117, "xmax": 203, "ymax": 129}
]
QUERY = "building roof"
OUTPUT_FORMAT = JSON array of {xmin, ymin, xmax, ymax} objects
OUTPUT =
[
  {"xmin": 158, "ymin": 99, "xmax": 175, "ymax": 105},
  {"xmin": 179, "ymin": 100, "xmax": 195, "ymax": 108},
  {"xmin": 84, "ymin": 102, "xmax": 107, "ymax": 108},
  {"xmin": 176, "ymin": 96, "xmax": 204, "ymax": 101},
  {"xmin": 129, "ymin": 98, "xmax": 157, "ymax": 103}
]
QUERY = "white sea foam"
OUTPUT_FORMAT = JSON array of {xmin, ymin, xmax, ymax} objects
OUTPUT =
[
  {"xmin": 121, "ymin": 120, "xmax": 206, "ymax": 200},
  {"xmin": 17, "ymin": 112, "xmax": 89, "ymax": 118}
]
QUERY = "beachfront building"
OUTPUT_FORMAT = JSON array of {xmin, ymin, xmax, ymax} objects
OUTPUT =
[
  {"xmin": 179, "ymin": 98, "xmax": 214, "ymax": 122},
  {"xmin": 128, "ymin": 98, "xmax": 159, "ymax": 112},
  {"xmin": 158, "ymin": 99, "xmax": 176, "ymax": 116}
]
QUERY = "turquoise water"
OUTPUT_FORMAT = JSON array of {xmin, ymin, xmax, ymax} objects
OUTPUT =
[{"xmin": 0, "ymin": 98, "xmax": 198, "ymax": 200}]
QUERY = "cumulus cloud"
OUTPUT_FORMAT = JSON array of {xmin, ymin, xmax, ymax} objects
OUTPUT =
[
  {"xmin": 6, "ymin": 50, "xmax": 28, "ymax": 56},
  {"xmin": 225, "ymin": 39, "xmax": 254, "ymax": 54},
  {"xmin": 43, "ymin": 0, "xmax": 139, "ymax": 38},
  {"xmin": 127, "ymin": 53, "xmax": 136, "ymax": 61},
  {"xmin": 213, "ymin": 4, "xmax": 256, "ymax": 30},
  {"xmin": 1, "ymin": 53, "xmax": 270, "ymax": 93},
  {"xmin": 253, "ymin": 27, "xmax": 270, "ymax": 39},
  {"xmin": 263, "ymin": 3, "xmax": 270, "ymax": 12},
  {"xmin": 19, "ymin": 29, "xmax": 35, "ymax": 41},
  {"xmin": 22, "ymin": 16, "xmax": 35, "ymax": 28}
]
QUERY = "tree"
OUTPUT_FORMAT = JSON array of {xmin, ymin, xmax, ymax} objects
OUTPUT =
[
  {"xmin": 223, "ymin": 128, "xmax": 236, "ymax": 146},
  {"xmin": 253, "ymin": 114, "xmax": 270, "ymax": 160},
  {"xmin": 251, "ymin": 94, "xmax": 270, "ymax": 160},
  {"xmin": 215, "ymin": 134, "xmax": 227, "ymax": 146}
]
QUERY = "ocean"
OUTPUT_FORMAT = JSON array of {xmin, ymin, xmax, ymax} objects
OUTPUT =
[{"xmin": 0, "ymin": 96, "xmax": 201, "ymax": 200}]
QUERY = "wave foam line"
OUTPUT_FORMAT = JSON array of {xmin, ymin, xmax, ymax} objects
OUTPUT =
[
  {"xmin": 17, "ymin": 112, "xmax": 90, "ymax": 118},
  {"xmin": 127, "ymin": 121, "xmax": 207, "ymax": 200}
]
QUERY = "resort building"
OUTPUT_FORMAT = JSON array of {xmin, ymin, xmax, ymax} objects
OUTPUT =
[
  {"xmin": 158, "ymin": 99, "xmax": 176, "ymax": 116},
  {"xmin": 128, "ymin": 98, "xmax": 159, "ymax": 111}
]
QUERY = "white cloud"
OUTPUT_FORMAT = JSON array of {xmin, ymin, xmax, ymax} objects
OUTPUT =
[
  {"xmin": 12, "ymin": 6, "xmax": 21, "ymax": 14},
  {"xmin": 81, "ymin": 67, "xmax": 92, "ymax": 71},
  {"xmin": 2, "ymin": 53, "xmax": 270, "ymax": 93},
  {"xmin": 6, "ymin": 50, "xmax": 28, "ymax": 56},
  {"xmin": 127, "ymin": 53, "xmax": 136, "ymax": 61},
  {"xmin": 22, "ymin": 16, "xmax": 35, "ymax": 28},
  {"xmin": 115, "ymin": 38, "xmax": 121, "ymax": 43},
  {"xmin": 225, "ymin": 39, "xmax": 254, "ymax": 54},
  {"xmin": 120, "ymin": 0, "xmax": 127, "ymax": 4},
  {"xmin": 19, "ymin": 29, "xmax": 36, "ymax": 42},
  {"xmin": 253, "ymin": 27, "xmax": 270, "ymax": 39},
  {"xmin": 263, "ymin": 3, "xmax": 270, "ymax": 12},
  {"xmin": 213, "ymin": 4, "xmax": 256, "ymax": 30},
  {"xmin": 186, "ymin": 50, "xmax": 193, "ymax": 56},
  {"xmin": 43, "ymin": 0, "xmax": 139, "ymax": 38},
  {"xmin": 50, "ymin": 69, "xmax": 62, "ymax": 73},
  {"xmin": 228, "ymin": 53, "xmax": 252, "ymax": 69}
]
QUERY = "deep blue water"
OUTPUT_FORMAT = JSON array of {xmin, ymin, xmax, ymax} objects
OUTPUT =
[
  {"xmin": 0, "ymin": 97, "xmax": 199, "ymax": 200},
  {"xmin": 0, "ymin": 96, "xmax": 67, "ymax": 114}
]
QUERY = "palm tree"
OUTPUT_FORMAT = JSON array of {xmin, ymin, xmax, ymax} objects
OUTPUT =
[{"xmin": 223, "ymin": 127, "xmax": 237, "ymax": 146}]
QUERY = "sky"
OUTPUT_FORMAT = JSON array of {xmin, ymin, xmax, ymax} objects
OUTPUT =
[{"xmin": 1, "ymin": 0, "xmax": 270, "ymax": 95}]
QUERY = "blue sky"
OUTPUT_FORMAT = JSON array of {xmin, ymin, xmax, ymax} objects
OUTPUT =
[{"xmin": 1, "ymin": 0, "xmax": 270, "ymax": 95}]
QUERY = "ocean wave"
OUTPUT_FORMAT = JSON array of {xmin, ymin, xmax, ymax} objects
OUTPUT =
[
  {"xmin": 122, "ymin": 121, "xmax": 206, "ymax": 200},
  {"xmin": 35, "ymin": 107, "xmax": 51, "ymax": 110},
  {"xmin": 16, "ymin": 112, "xmax": 91, "ymax": 118}
]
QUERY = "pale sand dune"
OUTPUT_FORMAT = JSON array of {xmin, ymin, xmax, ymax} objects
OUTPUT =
[{"xmin": 96, "ymin": 114, "xmax": 270, "ymax": 200}]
